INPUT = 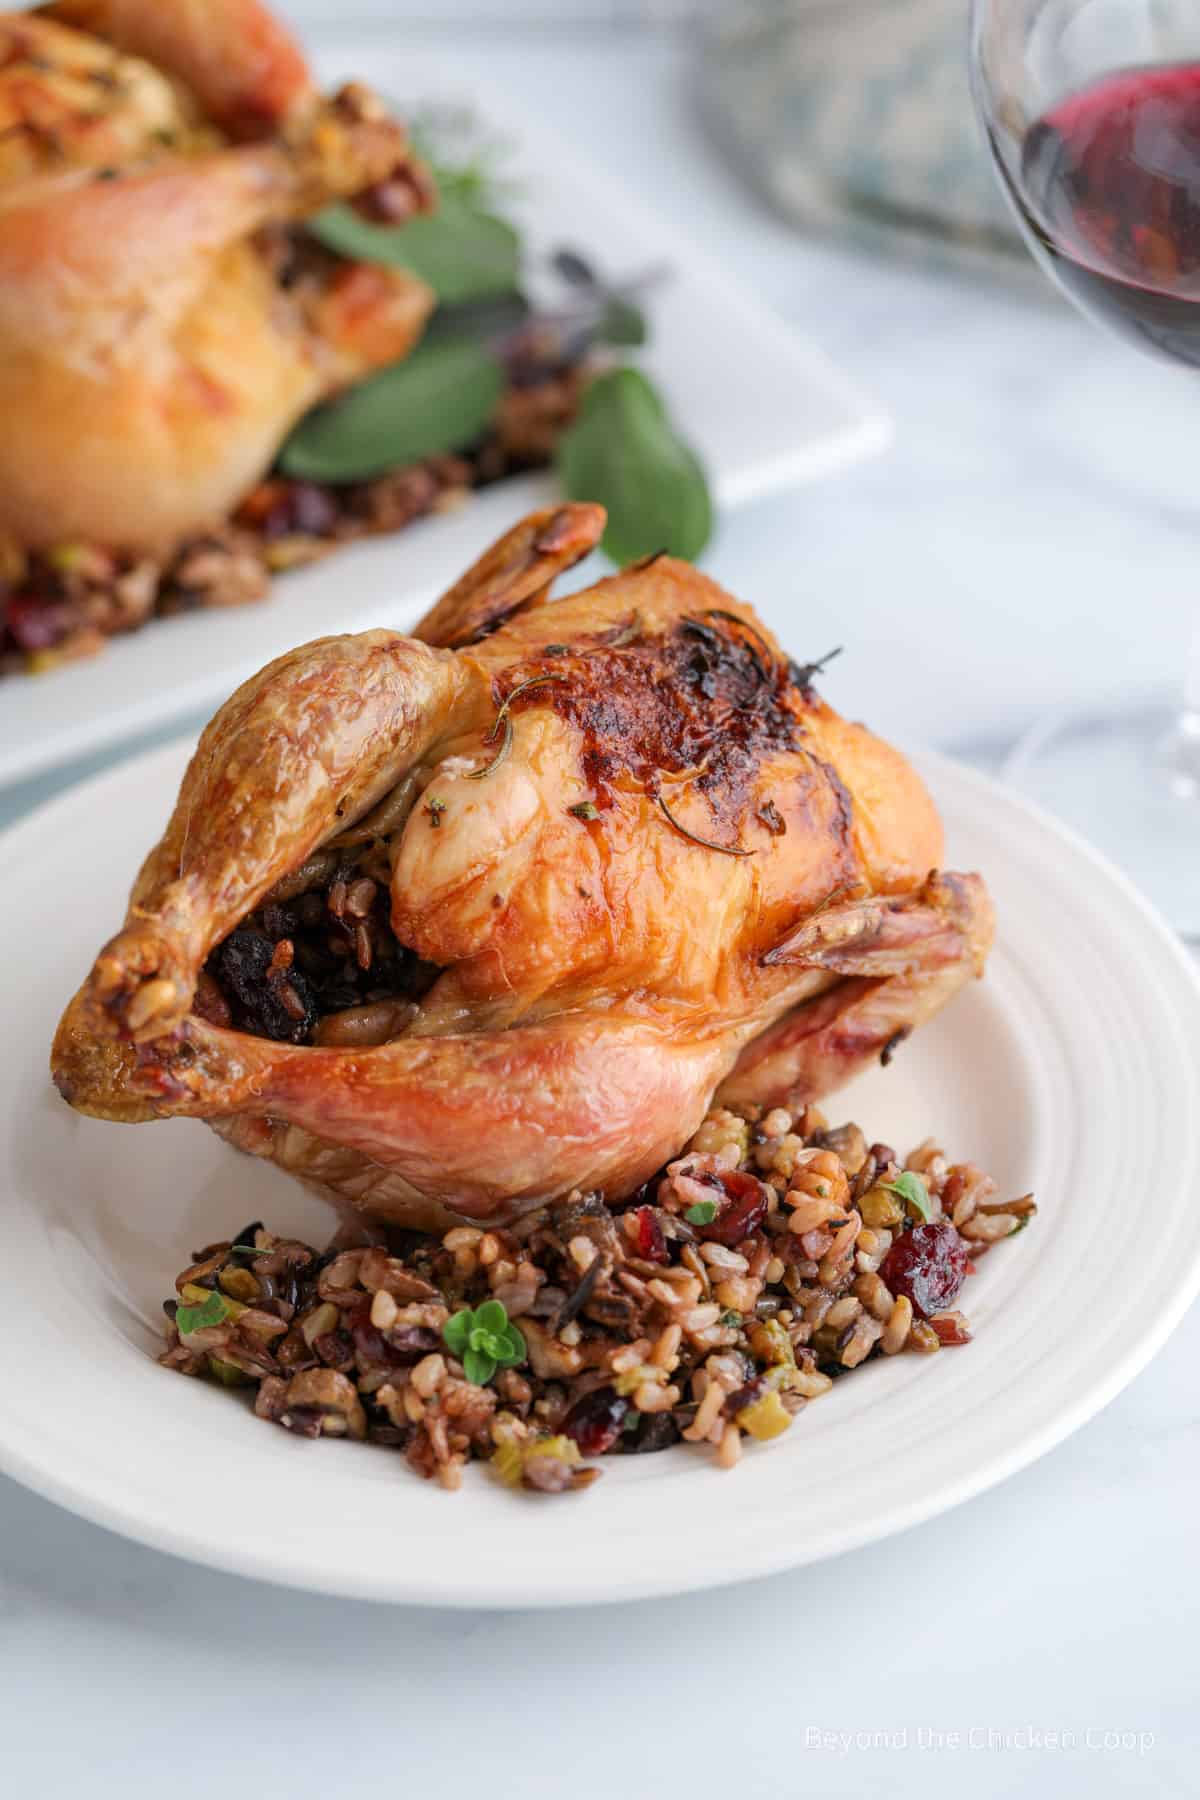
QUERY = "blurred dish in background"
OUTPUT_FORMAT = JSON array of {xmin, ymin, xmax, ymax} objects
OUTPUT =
[
  {"xmin": 0, "ymin": 1, "xmax": 709, "ymax": 683},
  {"xmin": 0, "ymin": 35, "xmax": 887, "ymax": 789},
  {"xmin": 701, "ymin": 0, "xmax": 1023, "ymax": 266}
]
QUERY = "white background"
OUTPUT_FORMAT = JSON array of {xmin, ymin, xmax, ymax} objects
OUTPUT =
[{"xmin": 2, "ymin": 15, "xmax": 1198, "ymax": 1799}]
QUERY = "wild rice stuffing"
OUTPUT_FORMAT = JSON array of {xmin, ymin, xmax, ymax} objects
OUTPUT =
[{"xmin": 160, "ymin": 1102, "xmax": 1035, "ymax": 1493}]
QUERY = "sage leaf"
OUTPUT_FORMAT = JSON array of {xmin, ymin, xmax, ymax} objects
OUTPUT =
[
  {"xmin": 557, "ymin": 368, "xmax": 712, "ymax": 566},
  {"xmin": 307, "ymin": 194, "xmax": 520, "ymax": 304},
  {"xmin": 278, "ymin": 339, "xmax": 504, "ymax": 483},
  {"xmin": 429, "ymin": 290, "xmax": 530, "ymax": 345},
  {"xmin": 598, "ymin": 295, "xmax": 647, "ymax": 347}
]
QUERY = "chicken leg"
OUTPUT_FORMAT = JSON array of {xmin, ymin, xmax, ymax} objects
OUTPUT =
[{"xmin": 719, "ymin": 873, "xmax": 994, "ymax": 1112}]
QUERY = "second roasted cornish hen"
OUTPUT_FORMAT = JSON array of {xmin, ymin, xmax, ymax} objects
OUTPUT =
[
  {"xmin": 52, "ymin": 507, "xmax": 993, "ymax": 1229},
  {"xmin": 0, "ymin": 0, "xmax": 433, "ymax": 552}
]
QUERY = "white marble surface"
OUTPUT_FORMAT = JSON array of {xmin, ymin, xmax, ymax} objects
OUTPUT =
[{"xmin": 2, "ymin": 27, "xmax": 1198, "ymax": 1798}]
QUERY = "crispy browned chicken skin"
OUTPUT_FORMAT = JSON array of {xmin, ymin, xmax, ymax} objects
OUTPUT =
[
  {"xmin": 0, "ymin": 0, "xmax": 433, "ymax": 552},
  {"xmin": 52, "ymin": 507, "xmax": 994, "ymax": 1229}
]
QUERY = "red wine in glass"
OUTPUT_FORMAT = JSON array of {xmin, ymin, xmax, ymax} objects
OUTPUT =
[{"xmin": 1016, "ymin": 62, "xmax": 1200, "ymax": 365}]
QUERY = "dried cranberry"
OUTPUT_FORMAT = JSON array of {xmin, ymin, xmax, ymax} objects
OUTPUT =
[
  {"xmin": 288, "ymin": 481, "xmax": 339, "ymax": 537},
  {"xmin": 314, "ymin": 1329, "xmax": 355, "ymax": 1369},
  {"xmin": 259, "ymin": 480, "xmax": 338, "ymax": 541},
  {"xmin": 350, "ymin": 1304, "xmax": 439, "ymax": 1368},
  {"xmin": 879, "ymin": 1221, "xmax": 969, "ymax": 1318},
  {"xmin": 349, "ymin": 1308, "xmax": 387, "ymax": 1362},
  {"xmin": 562, "ymin": 1386, "xmax": 628, "ymax": 1457},
  {"xmin": 385, "ymin": 1326, "xmax": 442, "ymax": 1360},
  {"xmin": 702, "ymin": 1171, "xmax": 769, "ymax": 1247},
  {"xmin": 5, "ymin": 594, "xmax": 72, "ymax": 651},
  {"xmin": 633, "ymin": 1206, "xmax": 669, "ymax": 1263},
  {"xmin": 728, "ymin": 1374, "xmax": 765, "ymax": 1416},
  {"xmin": 929, "ymin": 1312, "xmax": 972, "ymax": 1346}
]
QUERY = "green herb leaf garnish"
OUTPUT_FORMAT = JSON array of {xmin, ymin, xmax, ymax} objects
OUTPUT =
[
  {"xmin": 279, "ymin": 339, "xmax": 504, "ymax": 483},
  {"xmin": 882, "ymin": 1170, "xmax": 934, "ymax": 1223},
  {"xmin": 557, "ymin": 368, "xmax": 712, "ymax": 566},
  {"xmin": 568, "ymin": 801, "xmax": 599, "ymax": 821},
  {"xmin": 684, "ymin": 1199, "xmax": 719, "ymax": 1226},
  {"xmin": 307, "ymin": 194, "xmax": 521, "ymax": 305},
  {"xmin": 444, "ymin": 1300, "xmax": 526, "ymax": 1386},
  {"xmin": 208, "ymin": 1356, "xmax": 253, "ymax": 1387},
  {"xmin": 598, "ymin": 295, "xmax": 647, "ymax": 347},
  {"xmin": 175, "ymin": 1291, "xmax": 235, "ymax": 1335}
]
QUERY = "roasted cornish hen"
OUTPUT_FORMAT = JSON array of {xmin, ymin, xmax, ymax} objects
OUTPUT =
[
  {"xmin": 52, "ymin": 507, "xmax": 994, "ymax": 1229},
  {"xmin": 0, "ymin": 0, "xmax": 433, "ymax": 551}
]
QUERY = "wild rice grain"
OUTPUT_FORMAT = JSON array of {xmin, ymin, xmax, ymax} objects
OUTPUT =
[
  {"xmin": 854, "ymin": 1272, "xmax": 895, "ymax": 1321},
  {"xmin": 684, "ymin": 1378, "xmax": 727, "ymax": 1441},
  {"xmin": 442, "ymin": 1228, "xmax": 482, "ymax": 1252},
  {"xmin": 682, "ymin": 1303, "xmax": 721, "ymax": 1333},
  {"xmin": 634, "ymin": 1381, "xmax": 680, "ymax": 1414},
  {"xmin": 717, "ymin": 1423, "xmax": 742, "ymax": 1470},
  {"xmin": 477, "ymin": 1232, "xmax": 502, "ymax": 1267},
  {"xmin": 881, "ymin": 1295, "xmax": 913, "ymax": 1353},
  {"xmin": 369, "ymin": 1289, "xmax": 398, "ymax": 1331},
  {"xmin": 411, "ymin": 1354, "xmax": 447, "ymax": 1398}
]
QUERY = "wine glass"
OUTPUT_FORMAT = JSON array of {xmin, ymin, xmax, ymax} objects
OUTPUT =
[{"xmin": 970, "ymin": 0, "xmax": 1200, "ymax": 936}]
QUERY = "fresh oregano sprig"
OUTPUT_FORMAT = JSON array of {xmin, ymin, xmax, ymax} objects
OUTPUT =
[
  {"xmin": 443, "ymin": 1298, "xmax": 526, "ymax": 1387},
  {"xmin": 175, "ymin": 1290, "xmax": 235, "ymax": 1335},
  {"xmin": 882, "ymin": 1170, "xmax": 935, "ymax": 1223}
]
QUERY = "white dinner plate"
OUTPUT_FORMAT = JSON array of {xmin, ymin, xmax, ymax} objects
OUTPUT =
[
  {"xmin": 0, "ymin": 42, "xmax": 888, "ymax": 791},
  {"xmin": 2, "ymin": 739, "xmax": 1198, "ymax": 1607}
]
